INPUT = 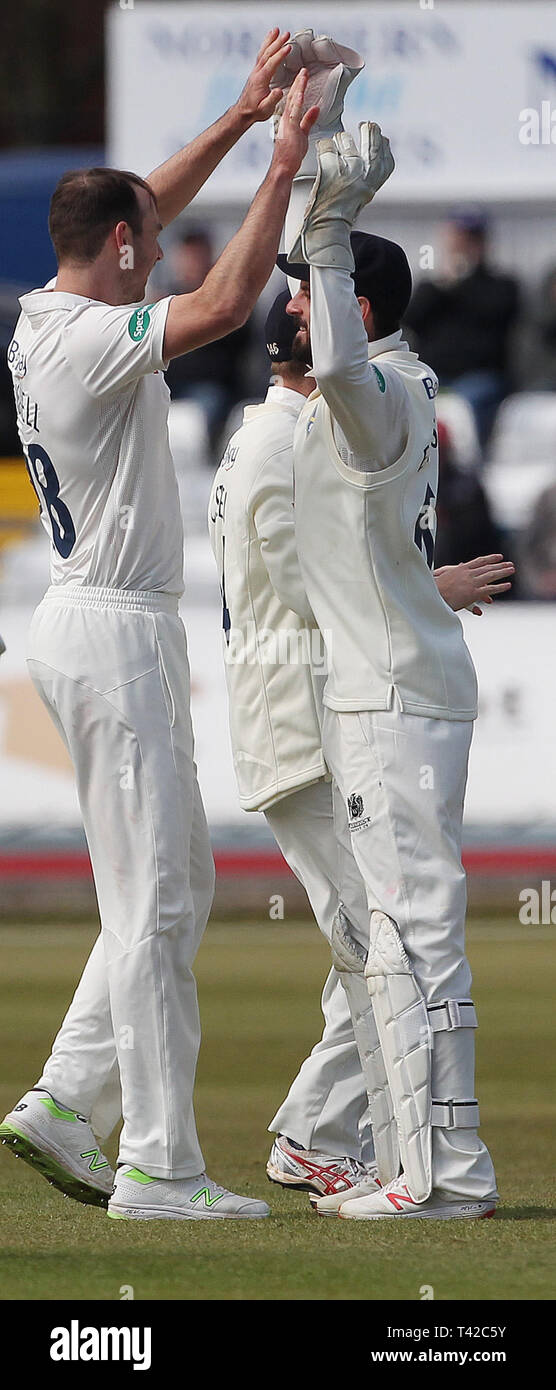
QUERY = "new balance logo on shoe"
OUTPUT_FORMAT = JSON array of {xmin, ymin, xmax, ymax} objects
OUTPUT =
[
  {"xmin": 387, "ymin": 1184, "xmax": 417, "ymax": 1211},
  {"xmin": 80, "ymin": 1148, "xmax": 110, "ymax": 1172},
  {"xmin": 190, "ymin": 1187, "xmax": 225, "ymax": 1208}
]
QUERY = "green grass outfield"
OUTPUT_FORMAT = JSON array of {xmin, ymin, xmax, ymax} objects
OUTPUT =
[{"xmin": 0, "ymin": 919, "xmax": 554, "ymax": 1302}]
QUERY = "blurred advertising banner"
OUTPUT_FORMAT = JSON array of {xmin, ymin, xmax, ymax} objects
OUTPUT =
[
  {"xmin": 108, "ymin": 1, "xmax": 556, "ymax": 203},
  {"xmin": 0, "ymin": 597, "xmax": 554, "ymax": 831}
]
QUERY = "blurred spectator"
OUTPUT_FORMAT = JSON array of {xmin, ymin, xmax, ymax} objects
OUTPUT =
[
  {"xmin": 519, "ymin": 482, "xmax": 556, "ymax": 598},
  {"xmin": 163, "ymin": 227, "xmax": 255, "ymax": 454},
  {"xmin": 435, "ymin": 419, "xmax": 505, "ymax": 570},
  {"xmin": 405, "ymin": 208, "xmax": 519, "ymax": 449},
  {"xmin": 518, "ymin": 265, "xmax": 556, "ymax": 390}
]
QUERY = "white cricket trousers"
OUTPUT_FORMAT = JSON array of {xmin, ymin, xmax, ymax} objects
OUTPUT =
[
  {"xmin": 265, "ymin": 779, "xmax": 370, "ymax": 1162},
  {"xmin": 27, "ymin": 585, "xmax": 215, "ymax": 1179},
  {"xmin": 322, "ymin": 706, "xmax": 497, "ymax": 1201}
]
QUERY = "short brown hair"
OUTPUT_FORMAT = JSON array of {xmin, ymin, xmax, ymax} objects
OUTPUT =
[{"xmin": 49, "ymin": 167, "xmax": 157, "ymax": 265}]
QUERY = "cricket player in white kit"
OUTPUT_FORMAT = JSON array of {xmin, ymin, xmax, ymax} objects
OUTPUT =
[
  {"xmin": 279, "ymin": 119, "xmax": 499, "ymax": 1219},
  {"xmin": 209, "ymin": 288, "xmax": 512, "ymax": 1206},
  {"xmin": 1, "ymin": 30, "xmax": 322, "ymax": 1222},
  {"xmin": 209, "ymin": 292, "xmax": 378, "ymax": 1199}
]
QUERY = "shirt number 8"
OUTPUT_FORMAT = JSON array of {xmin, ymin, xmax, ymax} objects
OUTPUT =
[{"xmin": 26, "ymin": 444, "xmax": 76, "ymax": 558}]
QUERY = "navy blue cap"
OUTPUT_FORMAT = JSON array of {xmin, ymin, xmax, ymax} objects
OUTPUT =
[
  {"xmin": 448, "ymin": 204, "xmax": 488, "ymax": 235},
  {"xmin": 265, "ymin": 289, "xmax": 297, "ymax": 363},
  {"xmin": 277, "ymin": 231, "xmax": 412, "ymax": 328}
]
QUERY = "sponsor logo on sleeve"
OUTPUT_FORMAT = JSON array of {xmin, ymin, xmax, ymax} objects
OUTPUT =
[
  {"xmin": 372, "ymin": 365, "xmax": 386, "ymax": 392},
  {"xmin": 128, "ymin": 305, "xmax": 153, "ymax": 342}
]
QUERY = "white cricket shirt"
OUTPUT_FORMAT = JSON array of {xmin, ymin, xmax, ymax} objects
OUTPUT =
[
  {"xmin": 293, "ymin": 266, "xmax": 478, "ymax": 720},
  {"xmin": 8, "ymin": 283, "xmax": 183, "ymax": 594},
  {"xmin": 208, "ymin": 384, "xmax": 327, "ymax": 812}
]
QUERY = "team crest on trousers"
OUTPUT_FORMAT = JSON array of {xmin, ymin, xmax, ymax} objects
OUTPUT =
[{"xmin": 347, "ymin": 792, "xmax": 372, "ymax": 832}]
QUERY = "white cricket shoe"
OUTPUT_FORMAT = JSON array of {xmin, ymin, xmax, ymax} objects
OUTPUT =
[
  {"xmin": 0, "ymin": 1087, "xmax": 114, "ymax": 1207},
  {"xmin": 312, "ymin": 1166, "xmax": 383, "ymax": 1215},
  {"xmin": 339, "ymin": 1173, "xmax": 497, "ymax": 1221},
  {"xmin": 266, "ymin": 1133, "xmax": 367, "ymax": 1198},
  {"xmin": 108, "ymin": 1166, "xmax": 271, "ymax": 1221}
]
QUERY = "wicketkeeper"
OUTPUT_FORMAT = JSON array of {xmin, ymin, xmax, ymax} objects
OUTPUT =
[{"xmin": 270, "ymin": 30, "xmax": 499, "ymax": 1219}]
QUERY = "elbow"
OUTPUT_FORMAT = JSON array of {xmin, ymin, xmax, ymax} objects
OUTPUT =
[
  {"xmin": 220, "ymin": 296, "xmax": 249, "ymax": 336},
  {"xmin": 312, "ymin": 355, "xmax": 343, "ymax": 387}
]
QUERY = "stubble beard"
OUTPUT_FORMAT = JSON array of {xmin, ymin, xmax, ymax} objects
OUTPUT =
[{"xmin": 291, "ymin": 324, "xmax": 312, "ymax": 370}]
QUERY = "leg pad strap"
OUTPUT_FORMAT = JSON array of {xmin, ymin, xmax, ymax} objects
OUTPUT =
[
  {"xmin": 428, "ymin": 1001, "xmax": 477, "ymax": 1032},
  {"xmin": 432, "ymin": 1099, "xmax": 480, "ymax": 1128}
]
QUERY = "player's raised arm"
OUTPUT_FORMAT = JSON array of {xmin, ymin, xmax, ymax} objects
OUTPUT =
[
  {"xmin": 285, "ymin": 124, "xmax": 407, "ymax": 470},
  {"xmin": 163, "ymin": 71, "xmax": 319, "ymax": 361},
  {"xmin": 147, "ymin": 28, "xmax": 292, "ymax": 226}
]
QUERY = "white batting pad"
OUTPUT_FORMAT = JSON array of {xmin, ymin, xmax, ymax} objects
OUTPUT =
[
  {"xmin": 365, "ymin": 910, "xmax": 433, "ymax": 1203},
  {"xmin": 331, "ymin": 907, "xmax": 400, "ymax": 1185}
]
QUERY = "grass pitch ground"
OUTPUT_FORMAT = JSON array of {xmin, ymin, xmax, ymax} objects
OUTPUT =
[{"xmin": 0, "ymin": 918, "xmax": 554, "ymax": 1302}]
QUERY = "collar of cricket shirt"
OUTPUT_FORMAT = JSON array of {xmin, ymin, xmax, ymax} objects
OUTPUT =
[
  {"xmin": 300, "ymin": 331, "xmax": 409, "ymax": 407},
  {"xmin": 264, "ymin": 383, "xmax": 308, "ymax": 414},
  {"xmin": 367, "ymin": 328, "xmax": 407, "ymax": 359},
  {"xmin": 20, "ymin": 278, "xmax": 105, "ymax": 317}
]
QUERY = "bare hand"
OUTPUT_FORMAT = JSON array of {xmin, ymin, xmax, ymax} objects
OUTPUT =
[
  {"xmin": 435, "ymin": 555, "xmax": 515, "ymax": 615},
  {"xmin": 272, "ymin": 69, "xmax": 320, "ymax": 177},
  {"xmin": 235, "ymin": 28, "xmax": 293, "ymax": 125}
]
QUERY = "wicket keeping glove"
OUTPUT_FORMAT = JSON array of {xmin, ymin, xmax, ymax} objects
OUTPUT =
[
  {"xmin": 271, "ymin": 29, "xmax": 364, "ymax": 178},
  {"xmin": 287, "ymin": 124, "xmax": 395, "ymax": 273}
]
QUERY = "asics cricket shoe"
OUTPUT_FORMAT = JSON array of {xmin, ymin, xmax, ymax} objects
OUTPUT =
[
  {"xmin": 338, "ymin": 1173, "xmax": 497, "ymax": 1221},
  {"xmin": 266, "ymin": 1134, "xmax": 367, "ymax": 1199},
  {"xmin": 108, "ymin": 1166, "xmax": 271, "ymax": 1221},
  {"xmin": 0, "ymin": 1088, "xmax": 114, "ymax": 1207},
  {"xmin": 312, "ymin": 1165, "xmax": 383, "ymax": 1215}
]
